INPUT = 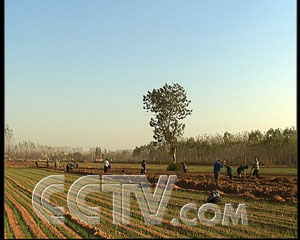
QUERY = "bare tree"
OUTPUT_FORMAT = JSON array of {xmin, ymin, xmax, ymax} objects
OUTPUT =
[{"xmin": 5, "ymin": 124, "xmax": 14, "ymax": 160}]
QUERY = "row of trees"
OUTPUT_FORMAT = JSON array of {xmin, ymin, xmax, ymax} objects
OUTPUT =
[
  {"xmin": 5, "ymin": 83, "xmax": 297, "ymax": 166},
  {"xmin": 4, "ymin": 124, "xmax": 297, "ymax": 165},
  {"xmin": 132, "ymin": 127, "xmax": 297, "ymax": 165},
  {"xmin": 4, "ymin": 125, "xmax": 131, "ymax": 162},
  {"xmin": 141, "ymin": 83, "xmax": 296, "ymax": 166}
]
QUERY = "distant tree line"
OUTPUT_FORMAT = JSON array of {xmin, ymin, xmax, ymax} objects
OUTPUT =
[
  {"xmin": 5, "ymin": 125, "xmax": 296, "ymax": 165},
  {"xmin": 132, "ymin": 127, "xmax": 297, "ymax": 165},
  {"xmin": 10, "ymin": 140, "xmax": 86, "ymax": 161},
  {"xmin": 4, "ymin": 126, "xmax": 132, "ymax": 162},
  {"xmin": 7, "ymin": 141, "xmax": 133, "ymax": 163}
]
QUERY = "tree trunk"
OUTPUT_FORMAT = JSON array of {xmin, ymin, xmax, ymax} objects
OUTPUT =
[{"xmin": 171, "ymin": 146, "xmax": 177, "ymax": 162}]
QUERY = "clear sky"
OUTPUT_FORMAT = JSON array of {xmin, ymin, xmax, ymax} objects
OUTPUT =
[{"xmin": 5, "ymin": 0, "xmax": 296, "ymax": 151}]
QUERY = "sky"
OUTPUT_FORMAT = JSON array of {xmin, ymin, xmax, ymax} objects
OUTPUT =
[{"xmin": 5, "ymin": 0, "xmax": 296, "ymax": 151}]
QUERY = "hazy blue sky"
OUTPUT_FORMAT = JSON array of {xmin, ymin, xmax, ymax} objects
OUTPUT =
[{"xmin": 5, "ymin": 0, "xmax": 296, "ymax": 150}]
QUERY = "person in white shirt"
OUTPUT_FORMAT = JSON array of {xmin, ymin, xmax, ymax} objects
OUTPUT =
[
  {"xmin": 104, "ymin": 159, "xmax": 110, "ymax": 172},
  {"xmin": 141, "ymin": 160, "xmax": 147, "ymax": 174},
  {"xmin": 251, "ymin": 157, "xmax": 260, "ymax": 178}
]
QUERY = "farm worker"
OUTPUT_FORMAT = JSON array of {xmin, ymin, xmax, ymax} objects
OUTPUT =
[
  {"xmin": 141, "ymin": 159, "xmax": 147, "ymax": 174},
  {"xmin": 70, "ymin": 161, "xmax": 75, "ymax": 171},
  {"xmin": 251, "ymin": 157, "xmax": 260, "ymax": 178},
  {"xmin": 46, "ymin": 159, "xmax": 49, "ymax": 168},
  {"xmin": 75, "ymin": 161, "xmax": 78, "ymax": 168},
  {"xmin": 67, "ymin": 161, "xmax": 73, "ymax": 172},
  {"xmin": 213, "ymin": 160, "xmax": 224, "ymax": 180},
  {"xmin": 181, "ymin": 162, "xmax": 188, "ymax": 173},
  {"xmin": 207, "ymin": 190, "xmax": 221, "ymax": 204},
  {"xmin": 104, "ymin": 159, "xmax": 110, "ymax": 173},
  {"xmin": 224, "ymin": 163, "xmax": 233, "ymax": 179},
  {"xmin": 35, "ymin": 161, "xmax": 39, "ymax": 168},
  {"xmin": 54, "ymin": 160, "xmax": 57, "ymax": 168},
  {"xmin": 237, "ymin": 165, "xmax": 248, "ymax": 178}
]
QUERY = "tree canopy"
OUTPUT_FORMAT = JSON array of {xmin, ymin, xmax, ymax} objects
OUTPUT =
[{"xmin": 143, "ymin": 83, "xmax": 192, "ymax": 162}]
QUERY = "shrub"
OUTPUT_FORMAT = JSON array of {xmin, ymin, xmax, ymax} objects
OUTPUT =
[{"xmin": 167, "ymin": 161, "xmax": 181, "ymax": 171}]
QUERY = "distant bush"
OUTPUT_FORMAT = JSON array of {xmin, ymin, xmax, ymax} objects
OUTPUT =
[{"xmin": 167, "ymin": 162, "xmax": 181, "ymax": 171}]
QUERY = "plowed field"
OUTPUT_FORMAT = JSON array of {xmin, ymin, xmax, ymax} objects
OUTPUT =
[{"xmin": 4, "ymin": 163, "xmax": 298, "ymax": 238}]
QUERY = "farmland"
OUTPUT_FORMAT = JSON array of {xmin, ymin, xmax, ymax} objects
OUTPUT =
[
  {"xmin": 6, "ymin": 161, "xmax": 298, "ymax": 175},
  {"xmin": 4, "ymin": 162, "xmax": 298, "ymax": 238}
]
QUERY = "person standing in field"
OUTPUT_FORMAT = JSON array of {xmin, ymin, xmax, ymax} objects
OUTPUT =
[
  {"xmin": 46, "ymin": 159, "xmax": 49, "ymax": 168},
  {"xmin": 141, "ymin": 159, "xmax": 147, "ymax": 174},
  {"xmin": 181, "ymin": 162, "xmax": 188, "ymax": 173},
  {"xmin": 35, "ymin": 161, "xmax": 39, "ymax": 168},
  {"xmin": 66, "ymin": 163, "xmax": 70, "ymax": 173},
  {"xmin": 251, "ymin": 157, "xmax": 260, "ymax": 178},
  {"xmin": 69, "ymin": 162, "xmax": 72, "ymax": 171},
  {"xmin": 213, "ymin": 160, "xmax": 224, "ymax": 180},
  {"xmin": 104, "ymin": 159, "xmax": 110, "ymax": 173},
  {"xmin": 224, "ymin": 163, "xmax": 233, "ymax": 179},
  {"xmin": 237, "ymin": 165, "xmax": 248, "ymax": 178}
]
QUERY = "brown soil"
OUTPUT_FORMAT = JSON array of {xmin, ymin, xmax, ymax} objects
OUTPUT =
[
  {"xmin": 6, "ymin": 162, "xmax": 298, "ymax": 203},
  {"xmin": 5, "ymin": 180, "xmax": 69, "ymax": 239},
  {"xmin": 63, "ymin": 166, "xmax": 297, "ymax": 203},
  {"xmin": 5, "ymin": 203, "xmax": 26, "ymax": 239},
  {"xmin": 5, "ymin": 176, "xmax": 83, "ymax": 239},
  {"xmin": 6, "ymin": 192, "xmax": 48, "ymax": 238}
]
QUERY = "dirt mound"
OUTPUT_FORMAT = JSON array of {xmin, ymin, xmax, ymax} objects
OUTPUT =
[
  {"xmin": 270, "ymin": 177, "xmax": 293, "ymax": 184},
  {"xmin": 270, "ymin": 177, "xmax": 281, "ymax": 183},
  {"xmin": 172, "ymin": 175, "xmax": 297, "ymax": 202},
  {"xmin": 272, "ymin": 195, "xmax": 285, "ymax": 202},
  {"xmin": 242, "ymin": 192, "xmax": 256, "ymax": 198}
]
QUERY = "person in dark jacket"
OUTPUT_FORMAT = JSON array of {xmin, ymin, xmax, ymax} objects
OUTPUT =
[
  {"xmin": 141, "ymin": 160, "xmax": 147, "ymax": 174},
  {"xmin": 207, "ymin": 190, "xmax": 221, "ymax": 204},
  {"xmin": 225, "ymin": 163, "xmax": 233, "ymax": 179},
  {"xmin": 35, "ymin": 161, "xmax": 39, "ymax": 168},
  {"xmin": 237, "ymin": 165, "xmax": 248, "ymax": 178},
  {"xmin": 181, "ymin": 162, "xmax": 188, "ymax": 173},
  {"xmin": 213, "ymin": 160, "xmax": 224, "ymax": 180}
]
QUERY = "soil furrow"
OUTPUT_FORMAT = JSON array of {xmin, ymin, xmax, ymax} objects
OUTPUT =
[
  {"xmin": 6, "ymin": 192, "xmax": 47, "ymax": 238},
  {"xmin": 5, "ymin": 203, "xmax": 26, "ymax": 239}
]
